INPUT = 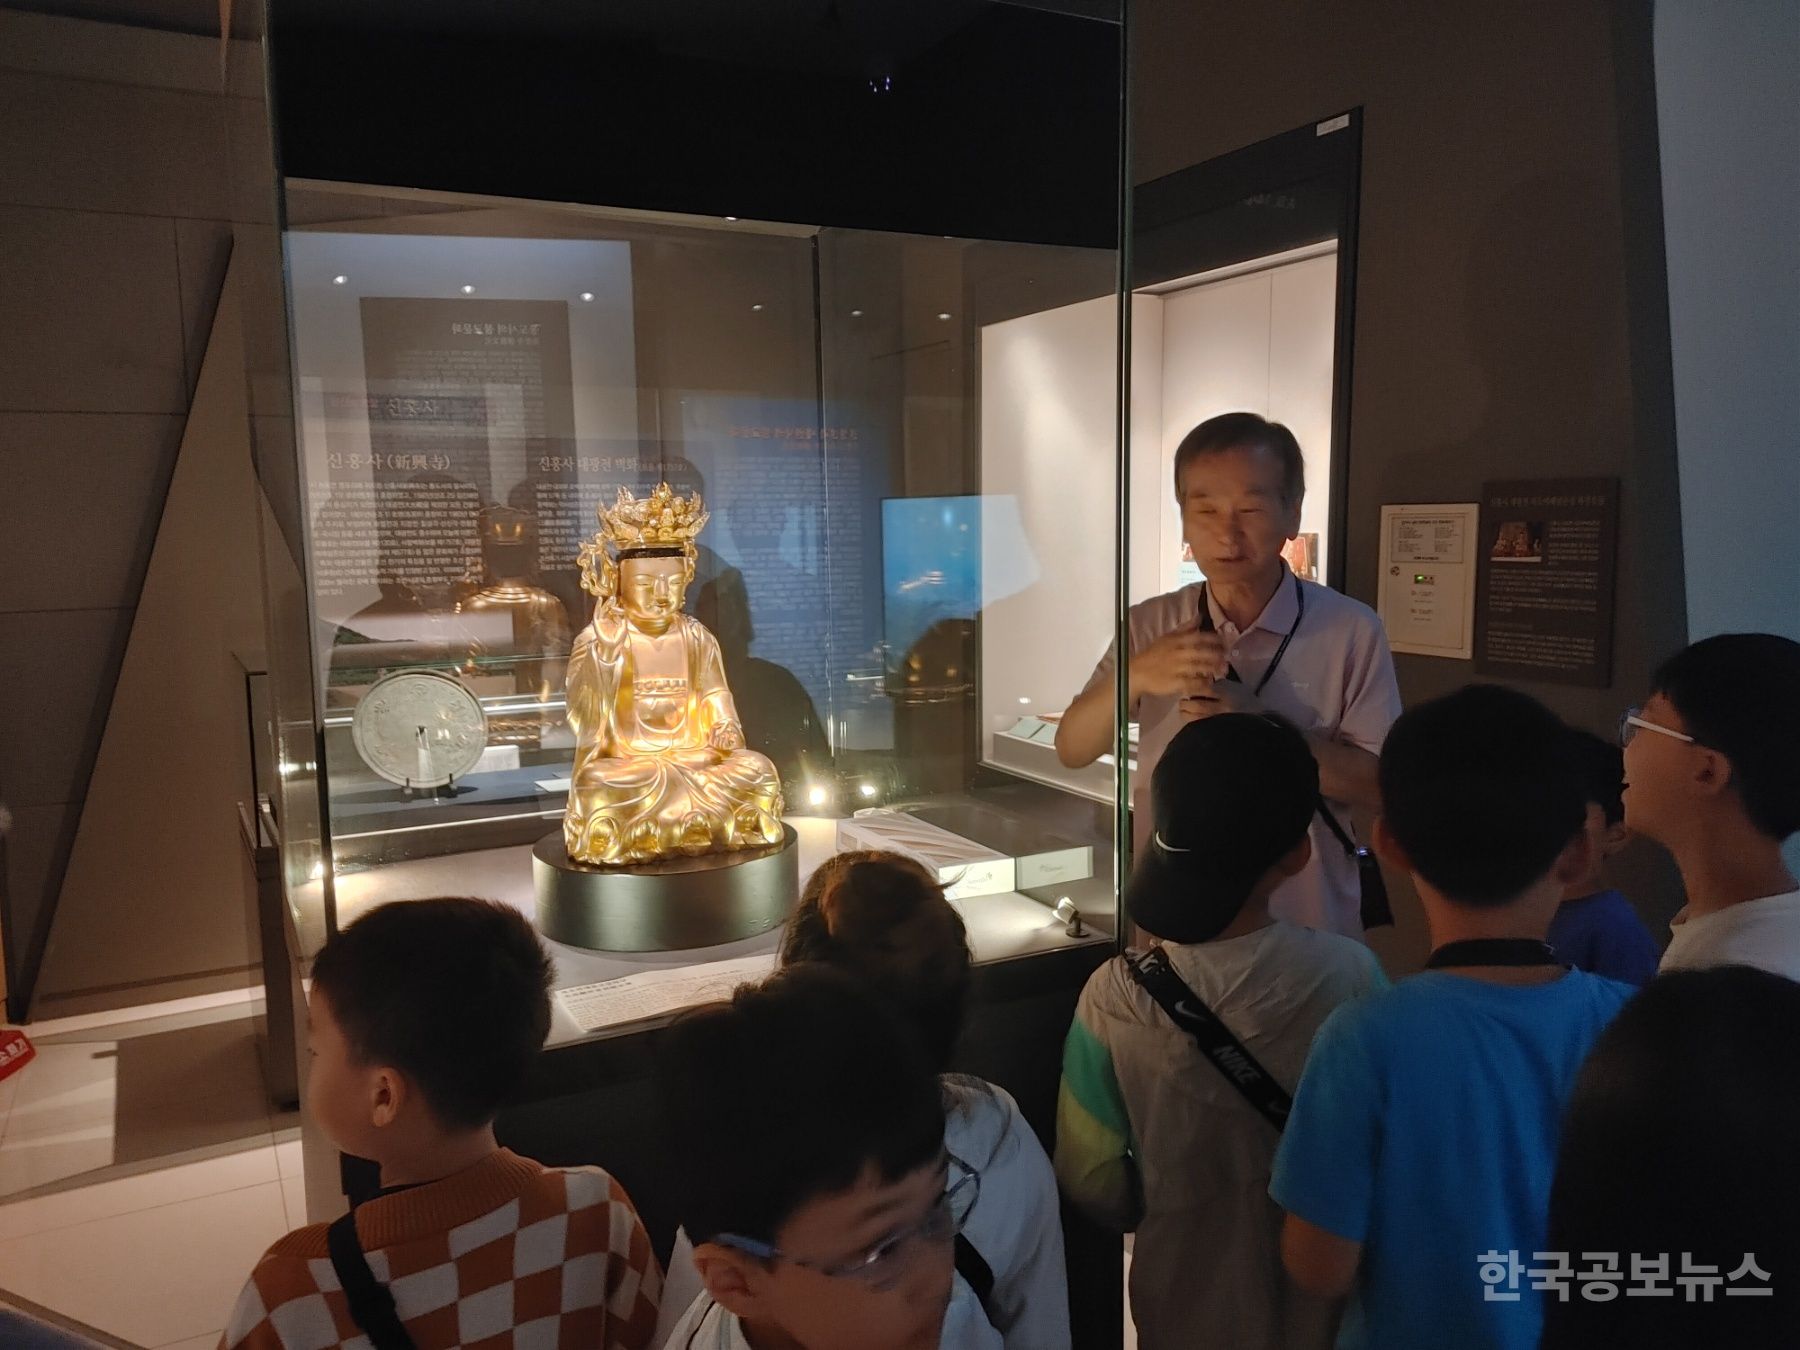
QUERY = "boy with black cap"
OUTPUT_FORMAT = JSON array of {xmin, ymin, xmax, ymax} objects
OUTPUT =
[{"xmin": 1054, "ymin": 714, "xmax": 1383, "ymax": 1350}]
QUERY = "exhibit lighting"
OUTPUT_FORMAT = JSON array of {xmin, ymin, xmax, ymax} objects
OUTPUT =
[
  {"xmin": 751, "ymin": 303, "xmax": 765, "ymax": 312},
  {"xmin": 332, "ymin": 274, "xmax": 347, "ymax": 286},
  {"xmin": 580, "ymin": 291, "xmax": 595, "ymax": 302},
  {"xmin": 1019, "ymin": 696, "xmax": 1031, "ymax": 704},
  {"xmin": 850, "ymin": 309, "xmax": 864, "ymax": 317},
  {"xmin": 310, "ymin": 860, "xmax": 326, "ymax": 881},
  {"xmin": 859, "ymin": 782, "xmax": 878, "ymax": 799},
  {"xmin": 725, "ymin": 215, "xmax": 739, "ymax": 221},
  {"xmin": 807, "ymin": 784, "xmax": 829, "ymax": 808},
  {"xmin": 937, "ymin": 312, "xmax": 953, "ymax": 321},
  {"xmin": 461, "ymin": 283, "xmax": 476, "ymax": 294}
]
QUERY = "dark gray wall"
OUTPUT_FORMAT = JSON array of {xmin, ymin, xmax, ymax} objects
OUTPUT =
[{"xmin": 1134, "ymin": 0, "xmax": 1689, "ymax": 945}]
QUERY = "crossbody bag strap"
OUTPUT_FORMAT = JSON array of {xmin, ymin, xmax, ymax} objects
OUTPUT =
[
  {"xmin": 1317, "ymin": 800, "xmax": 1394, "ymax": 930},
  {"xmin": 326, "ymin": 1210, "xmax": 418, "ymax": 1350},
  {"xmin": 954, "ymin": 1233, "xmax": 997, "ymax": 1322},
  {"xmin": 1128, "ymin": 947, "xmax": 1292, "ymax": 1130}
]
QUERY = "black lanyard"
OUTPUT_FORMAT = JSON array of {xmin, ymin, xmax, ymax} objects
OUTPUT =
[
  {"xmin": 1198, "ymin": 574, "xmax": 1305, "ymax": 697},
  {"xmin": 1425, "ymin": 938, "xmax": 1563, "ymax": 969}
]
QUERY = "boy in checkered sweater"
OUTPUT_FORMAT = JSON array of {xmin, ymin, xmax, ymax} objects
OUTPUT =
[{"xmin": 221, "ymin": 897, "xmax": 661, "ymax": 1349}]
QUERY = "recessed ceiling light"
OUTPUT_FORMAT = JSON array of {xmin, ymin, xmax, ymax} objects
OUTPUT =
[
  {"xmin": 331, "ymin": 274, "xmax": 347, "ymax": 286},
  {"xmin": 850, "ymin": 309, "xmax": 864, "ymax": 317},
  {"xmin": 937, "ymin": 312, "xmax": 953, "ymax": 321},
  {"xmin": 579, "ymin": 291, "xmax": 595, "ymax": 302},
  {"xmin": 461, "ymin": 284, "xmax": 476, "ymax": 294},
  {"xmin": 751, "ymin": 303, "xmax": 765, "ymax": 312}
]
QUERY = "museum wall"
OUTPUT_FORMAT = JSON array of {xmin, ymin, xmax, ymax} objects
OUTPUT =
[
  {"xmin": 1656, "ymin": 0, "xmax": 1800, "ymax": 873},
  {"xmin": 1655, "ymin": 0, "xmax": 1800, "ymax": 646},
  {"xmin": 0, "ymin": 11, "xmax": 268, "ymax": 1015},
  {"xmin": 1133, "ymin": 0, "xmax": 1688, "ymax": 947}
]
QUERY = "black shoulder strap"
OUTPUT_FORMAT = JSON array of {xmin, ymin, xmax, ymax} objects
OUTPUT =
[
  {"xmin": 326, "ymin": 1210, "xmax": 418, "ymax": 1350},
  {"xmin": 954, "ymin": 1233, "xmax": 997, "ymax": 1322},
  {"xmin": 1128, "ymin": 948, "xmax": 1292, "ymax": 1130},
  {"xmin": 1317, "ymin": 801, "xmax": 1394, "ymax": 930}
]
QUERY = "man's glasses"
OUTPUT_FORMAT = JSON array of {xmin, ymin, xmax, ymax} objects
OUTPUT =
[
  {"xmin": 1618, "ymin": 708, "xmax": 1696, "ymax": 749},
  {"xmin": 714, "ymin": 1160, "xmax": 981, "ymax": 1289}
]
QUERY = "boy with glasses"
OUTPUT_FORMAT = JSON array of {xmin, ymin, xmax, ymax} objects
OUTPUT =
[
  {"xmin": 1619, "ymin": 632, "xmax": 1800, "ymax": 978},
  {"xmin": 657, "ymin": 965, "xmax": 984, "ymax": 1350}
]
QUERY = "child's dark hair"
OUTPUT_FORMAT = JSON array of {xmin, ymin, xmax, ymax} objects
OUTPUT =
[
  {"xmin": 1379, "ymin": 685, "xmax": 1586, "ymax": 905},
  {"xmin": 1569, "ymin": 728, "xmax": 1626, "ymax": 826},
  {"xmin": 780, "ymin": 850, "xmax": 971, "ymax": 1069},
  {"xmin": 1652, "ymin": 633, "xmax": 1800, "ymax": 841},
  {"xmin": 310, "ymin": 897, "xmax": 553, "ymax": 1130},
  {"xmin": 1544, "ymin": 966, "xmax": 1800, "ymax": 1346},
  {"xmin": 657, "ymin": 964, "xmax": 945, "ymax": 1246}
]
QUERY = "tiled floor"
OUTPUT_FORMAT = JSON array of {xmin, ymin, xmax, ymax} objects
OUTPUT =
[{"xmin": 0, "ymin": 990, "xmax": 305, "ymax": 1348}]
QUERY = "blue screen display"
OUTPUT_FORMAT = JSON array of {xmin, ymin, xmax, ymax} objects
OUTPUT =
[{"xmin": 881, "ymin": 496, "xmax": 984, "ymax": 677}]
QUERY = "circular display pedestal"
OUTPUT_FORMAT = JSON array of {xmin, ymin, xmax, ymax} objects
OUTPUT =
[{"xmin": 532, "ymin": 826, "xmax": 799, "ymax": 953}]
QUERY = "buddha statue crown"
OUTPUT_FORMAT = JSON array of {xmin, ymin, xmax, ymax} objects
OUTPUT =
[{"xmin": 578, "ymin": 482, "xmax": 709, "ymax": 600}]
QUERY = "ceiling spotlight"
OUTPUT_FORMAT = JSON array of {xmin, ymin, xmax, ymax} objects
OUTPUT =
[
  {"xmin": 937, "ymin": 312, "xmax": 953, "ymax": 321},
  {"xmin": 460, "ymin": 284, "xmax": 476, "ymax": 294},
  {"xmin": 806, "ymin": 784, "xmax": 829, "ymax": 808},
  {"xmin": 850, "ymin": 309, "xmax": 864, "ymax": 317},
  {"xmin": 858, "ymin": 782, "xmax": 878, "ymax": 799},
  {"xmin": 331, "ymin": 274, "xmax": 347, "ymax": 286},
  {"xmin": 579, "ymin": 291, "xmax": 595, "ymax": 302},
  {"xmin": 751, "ymin": 303, "xmax": 765, "ymax": 312},
  {"xmin": 1018, "ymin": 696, "xmax": 1032, "ymax": 705},
  {"xmin": 725, "ymin": 215, "xmax": 739, "ymax": 221}
]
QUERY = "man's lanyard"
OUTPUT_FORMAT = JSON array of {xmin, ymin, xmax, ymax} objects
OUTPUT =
[
  {"xmin": 1198, "ymin": 573, "xmax": 1305, "ymax": 697},
  {"xmin": 1425, "ymin": 938, "xmax": 1563, "ymax": 969}
]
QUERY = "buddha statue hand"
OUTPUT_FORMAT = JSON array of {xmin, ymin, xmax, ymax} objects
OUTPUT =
[{"xmin": 709, "ymin": 721, "xmax": 746, "ymax": 754}]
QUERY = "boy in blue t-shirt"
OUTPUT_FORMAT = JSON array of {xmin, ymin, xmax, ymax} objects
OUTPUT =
[
  {"xmin": 1546, "ymin": 730, "xmax": 1660, "ymax": 985},
  {"xmin": 1271, "ymin": 686, "xmax": 1636, "ymax": 1350}
]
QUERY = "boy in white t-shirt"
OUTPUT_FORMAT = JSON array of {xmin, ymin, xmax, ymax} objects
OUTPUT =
[{"xmin": 1620, "ymin": 633, "xmax": 1800, "ymax": 978}]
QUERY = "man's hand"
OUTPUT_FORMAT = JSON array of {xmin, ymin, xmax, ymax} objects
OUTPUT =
[
  {"xmin": 1178, "ymin": 680, "xmax": 1265, "ymax": 723},
  {"xmin": 1129, "ymin": 628, "xmax": 1231, "ymax": 701}
]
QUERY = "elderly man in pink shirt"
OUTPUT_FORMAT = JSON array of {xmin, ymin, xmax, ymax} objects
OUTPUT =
[{"xmin": 1056, "ymin": 411, "xmax": 1401, "ymax": 937}]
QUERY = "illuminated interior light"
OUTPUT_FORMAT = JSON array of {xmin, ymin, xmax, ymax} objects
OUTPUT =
[
  {"xmin": 858, "ymin": 782, "xmax": 878, "ymax": 799},
  {"xmin": 807, "ymin": 785, "xmax": 829, "ymax": 808}
]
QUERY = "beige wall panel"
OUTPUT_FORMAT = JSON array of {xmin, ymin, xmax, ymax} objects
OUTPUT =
[
  {"xmin": 176, "ymin": 219, "xmax": 234, "ymax": 395},
  {"xmin": 35, "ymin": 262, "xmax": 266, "ymax": 1006},
  {"xmin": 0, "ymin": 413, "xmax": 181, "ymax": 613},
  {"xmin": 0, "ymin": 70, "xmax": 229, "ymax": 220},
  {"xmin": 0, "ymin": 206, "xmax": 189, "ymax": 415},
  {"xmin": 0, "ymin": 608, "xmax": 130, "ymax": 808},
  {"xmin": 2, "ymin": 801, "xmax": 81, "ymax": 994}
]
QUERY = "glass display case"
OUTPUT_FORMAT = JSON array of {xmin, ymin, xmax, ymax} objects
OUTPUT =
[{"xmin": 261, "ymin": 184, "xmax": 1128, "ymax": 1041}]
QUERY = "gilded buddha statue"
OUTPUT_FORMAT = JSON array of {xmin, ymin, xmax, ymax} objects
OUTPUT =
[{"xmin": 563, "ymin": 483, "xmax": 785, "ymax": 866}]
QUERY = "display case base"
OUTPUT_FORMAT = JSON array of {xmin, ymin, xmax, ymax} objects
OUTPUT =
[{"xmin": 532, "ymin": 827, "xmax": 800, "ymax": 953}]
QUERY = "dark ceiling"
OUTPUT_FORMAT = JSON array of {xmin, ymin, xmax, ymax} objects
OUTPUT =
[{"xmin": 269, "ymin": 0, "xmax": 1123, "ymax": 247}]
